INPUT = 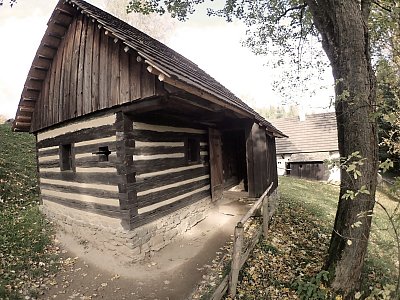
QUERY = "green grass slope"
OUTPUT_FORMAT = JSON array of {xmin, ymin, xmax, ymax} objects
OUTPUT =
[{"xmin": 0, "ymin": 124, "xmax": 57, "ymax": 299}]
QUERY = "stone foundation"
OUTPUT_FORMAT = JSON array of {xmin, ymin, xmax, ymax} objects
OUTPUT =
[{"xmin": 41, "ymin": 197, "xmax": 213, "ymax": 262}]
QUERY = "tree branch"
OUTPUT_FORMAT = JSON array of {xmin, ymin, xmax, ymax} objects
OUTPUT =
[
  {"xmin": 276, "ymin": 3, "xmax": 307, "ymax": 22},
  {"xmin": 372, "ymin": 0, "xmax": 392, "ymax": 12}
]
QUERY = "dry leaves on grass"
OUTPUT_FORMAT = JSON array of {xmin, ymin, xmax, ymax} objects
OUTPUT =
[{"xmin": 190, "ymin": 197, "xmax": 331, "ymax": 300}]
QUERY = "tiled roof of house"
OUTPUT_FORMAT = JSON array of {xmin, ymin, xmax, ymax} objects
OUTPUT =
[
  {"xmin": 13, "ymin": 0, "xmax": 285, "ymax": 137},
  {"xmin": 271, "ymin": 112, "xmax": 338, "ymax": 154}
]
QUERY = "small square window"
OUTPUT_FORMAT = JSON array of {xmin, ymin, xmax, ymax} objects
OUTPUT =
[
  {"xmin": 60, "ymin": 144, "xmax": 73, "ymax": 171},
  {"xmin": 186, "ymin": 138, "xmax": 200, "ymax": 164},
  {"xmin": 98, "ymin": 146, "xmax": 111, "ymax": 162}
]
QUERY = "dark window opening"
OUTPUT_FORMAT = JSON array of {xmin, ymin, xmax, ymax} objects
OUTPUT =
[
  {"xmin": 186, "ymin": 138, "xmax": 200, "ymax": 164},
  {"xmin": 60, "ymin": 144, "xmax": 73, "ymax": 171},
  {"xmin": 97, "ymin": 146, "xmax": 111, "ymax": 162}
]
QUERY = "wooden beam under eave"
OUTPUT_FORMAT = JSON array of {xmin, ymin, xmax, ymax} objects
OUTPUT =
[
  {"xmin": 16, "ymin": 115, "xmax": 32, "ymax": 122},
  {"xmin": 38, "ymin": 45, "xmax": 57, "ymax": 58},
  {"xmin": 18, "ymin": 106, "xmax": 35, "ymax": 112},
  {"xmin": 162, "ymin": 76, "xmax": 253, "ymax": 119},
  {"xmin": 28, "ymin": 68, "xmax": 47, "ymax": 80},
  {"xmin": 22, "ymin": 89, "xmax": 40, "ymax": 99},
  {"xmin": 48, "ymin": 22, "xmax": 68, "ymax": 38},
  {"xmin": 33, "ymin": 57, "xmax": 52, "ymax": 70},
  {"xmin": 14, "ymin": 121, "xmax": 31, "ymax": 127},
  {"xmin": 56, "ymin": 2, "xmax": 76, "ymax": 15},
  {"xmin": 55, "ymin": 7, "xmax": 74, "ymax": 17},
  {"xmin": 42, "ymin": 35, "xmax": 61, "ymax": 49},
  {"xmin": 25, "ymin": 79, "xmax": 43, "ymax": 91}
]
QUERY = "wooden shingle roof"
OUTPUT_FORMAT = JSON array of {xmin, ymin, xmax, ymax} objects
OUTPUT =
[
  {"xmin": 271, "ymin": 112, "xmax": 338, "ymax": 154},
  {"xmin": 13, "ymin": 0, "xmax": 285, "ymax": 137}
]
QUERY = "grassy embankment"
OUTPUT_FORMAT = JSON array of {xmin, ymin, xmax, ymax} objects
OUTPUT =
[{"xmin": 0, "ymin": 124, "xmax": 58, "ymax": 299}]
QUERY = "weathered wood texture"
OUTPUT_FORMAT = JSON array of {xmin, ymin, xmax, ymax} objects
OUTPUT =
[
  {"xmin": 209, "ymin": 128, "xmax": 223, "ymax": 201},
  {"xmin": 115, "ymin": 112, "xmax": 137, "ymax": 228},
  {"xmin": 37, "ymin": 113, "xmax": 127, "ymax": 221},
  {"xmin": 246, "ymin": 123, "xmax": 279, "ymax": 197},
  {"xmin": 130, "ymin": 117, "xmax": 210, "ymax": 227},
  {"xmin": 31, "ymin": 13, "xmax": 163, "ymax": 132}
]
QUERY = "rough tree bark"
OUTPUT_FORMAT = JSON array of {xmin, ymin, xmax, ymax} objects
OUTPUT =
[{"xmin": 306, "ymin": 0, "xmax": 378, "ymax": 297}]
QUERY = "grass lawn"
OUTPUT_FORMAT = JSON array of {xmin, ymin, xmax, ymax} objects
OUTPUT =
[
  {"xmin": 225, "ymin": 176, "xmax": 397, "ymax": 299},
  {"xmin": 0, "ymin": 124, "xmax": 58, "ymax": 299}
]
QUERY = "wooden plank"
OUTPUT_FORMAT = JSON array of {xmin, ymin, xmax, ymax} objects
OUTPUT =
[
  {"xmin": 211, "ymin": 275, "xmax": 228, "ymax": 300},
  {"xmin": 62, "ymin": 17, "xmax": 76, "ymax": 123},
  {"xmin": 131, "ymin": 189, "xmax": 209, "ymax": 229},
  {"xmin": 53, "ymin": 35, "xmax": 65, "ymax": 125},
  {"xmin": 209, "ymin": 128, "xmax": 223, "ymax": 201},
  {"xmin": 263, "ymin": 194, "xmax": 270, "ymax": 238},
  {"xmin": 28, "ymin": 68, "xmax": 47, "ymax": 80},
  {"xmin": 37, "ymin": 124, "xmax": 115, "ymax": 148},
  {"xmin": 245, "ymin": 124, "xmax": 255, "ymax": 197},
  {"xmin": 134, "ymin": 166, "xmax": 209, "ymax": 192},
  {"xmin": 43, "ymin": 195, "xmax": 126, "ymax": 219},
  {"xmin": 38, "ymin": 44, "xmax": 57, "ymax": 59},
  {"xmin": 83, "ymin": 20, "xmax": 94, "ymax": 115},
  {"xmin": 25, "ymin": 79, "xmax": 43, "ymax": 91},
  {"xmin": 137, "ymin": 178, "xmax": 210, "ymax": 208},
  {"xmin": 119, "ymin": 46, "xmax": 130, "ymax": 104},
  {"xmin": 47, "ymin": 48, "xmax": 56, "ymax": 126},
  {"xmin": 129, "ymin": 52, "xmax": 141, "ymax": 100},
  {"xmin": 128, "ymin": 130, "xmax": 207, "ymax": 143},
  {"xmin": 110, "ymin": 40, "xmax": 120, "ymax": 105},
  {"xmin": 74, "ymin": 155, "xmax": 118, "ymax": 168},
  {"xmin": 42, "ymin": 34, "xmax": 62, "ymax": 49},
  {"xmin": 70, "ymin": 16, "xmax": 83, "ymax": 117},
  {"xmin": 33, "ymin": 57, "xmax": 52, "ymax": 70},
  {"xmin": 40, "ymin": 171, "xmax": 122, "ymax": 185},
  {"xmin": 40, "ymin": 183, "xmax": 119, "ymax": 200},
  {"xmin": 99, "ymin": 30, "xmax": 109, "ymax": 109},
  {"xmin": 74, "ymin": 142, "xmax": 117, "ymax": 154},
  {"xmin": 140, "ymin": 62, "xmax": 155, "ymax": 99},
  {"xmin": 38, "ymin": 148, "xmax": 59, "ymax": 157},
  {"xmin": 91, "ymin": 24, "xmax": 100, "ymax": 111},
  {"xmin": 239, "ymin": 226, "xmax": 262, "ymax": 268},
  {"xmin": 229, "ymin": 225, "xmax": 244, "ymax": 298},
  {"xmin": 76, "ymin": 16, "xmax": 88, "ymax": 116},
  {"xmin": 134, "ymin": 157, "xmax": 187, "ymax": 175},
  {"xmin": 133, "ymin": 146, "xmax": 185, "ymax": 156},
  {"xmin": 48, "ymin": 22, "xmax": 68, "ymax": 38},
  {"xmin": 239, "ymin": 182, "xmax": 273, "ymax": 225}
]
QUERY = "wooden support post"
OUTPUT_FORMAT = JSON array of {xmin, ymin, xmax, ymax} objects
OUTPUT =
[
  {"xmin": 229, "ymin": 224, "xmax": 244, "ymax": 297},
  {"xmin": 263, "ymin": 195, "xmax": 270, "ymax": 238}
]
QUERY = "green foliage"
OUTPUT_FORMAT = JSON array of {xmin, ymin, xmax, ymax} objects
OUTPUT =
[
  {"xmin": 0, "ymin": 124, "xmax": 57, "ymax": 298},
  {"xmin": 292, "ymin": 271, "xmax": 330, "ymax": 300}
]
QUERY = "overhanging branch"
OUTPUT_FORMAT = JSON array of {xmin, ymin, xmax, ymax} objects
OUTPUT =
[
  {"xmin": 276, "ymin": 3, "xmax": 307, "ymax": 22},
  {"xmin": 372, "ymin": 0, "xmax": 392, "ymax": 12}
]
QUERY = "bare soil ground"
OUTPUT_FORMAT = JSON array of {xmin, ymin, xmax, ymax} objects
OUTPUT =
[{"xmin": 39, "ymin": 195, "xmax": 251, "ymax": 300}]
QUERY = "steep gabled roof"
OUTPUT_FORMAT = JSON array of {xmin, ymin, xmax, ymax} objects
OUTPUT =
[
  {"xmin": 271, "ymin": 112, "xmax": 338, "ymax": 154},
  {"xmin": 13, "ymin": 0, "xmax": 285, "ymax": 137}
]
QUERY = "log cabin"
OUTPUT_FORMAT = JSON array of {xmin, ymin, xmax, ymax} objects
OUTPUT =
[
  {"xmin": 271, "ymin": 112, "xmax": 339, "ymax": 181},
  {"xmin": 13, "ymin": 0, "xmax": 286, "ymax": 260}
]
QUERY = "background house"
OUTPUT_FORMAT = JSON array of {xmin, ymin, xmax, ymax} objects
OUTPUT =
[
  {"xmin": 13, "ymin": 0, "xmax": 285, "ymax": 260},
  {"xmin": 271, "ymin": 112, "xmax": 339, "ymax": 181}
]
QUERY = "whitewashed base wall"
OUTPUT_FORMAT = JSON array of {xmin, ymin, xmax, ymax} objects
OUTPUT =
[{"xmin": 40, "ymin": 196, "xmax": 212, "ymax": 262}]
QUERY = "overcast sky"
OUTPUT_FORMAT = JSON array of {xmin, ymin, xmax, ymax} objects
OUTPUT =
[{"xmin": 0, "ymin": 0, "xmax": 334, "ymax": 119}]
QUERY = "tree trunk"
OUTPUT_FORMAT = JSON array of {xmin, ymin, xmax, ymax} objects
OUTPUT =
[{"xmin": 306, "ymin": 0, "xmax": 378, "ymax": 297}]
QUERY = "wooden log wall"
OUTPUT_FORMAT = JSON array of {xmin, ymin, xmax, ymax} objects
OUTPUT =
[
  {"xmin": 36, "ymin": 113, "xmax": 129, "ymax": 222},
  {"xmin": 31, "ymin": 13, "xmax": 163, "ymax": 132},
  {"xmin": 127, "ymin": 118, "xmax": 211, "ymax": 228}
]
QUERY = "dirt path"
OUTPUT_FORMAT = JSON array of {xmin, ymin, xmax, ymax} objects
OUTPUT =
[{"xmin": 39, "ymin": 199, "xmax": 250, "ymax": 300}]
